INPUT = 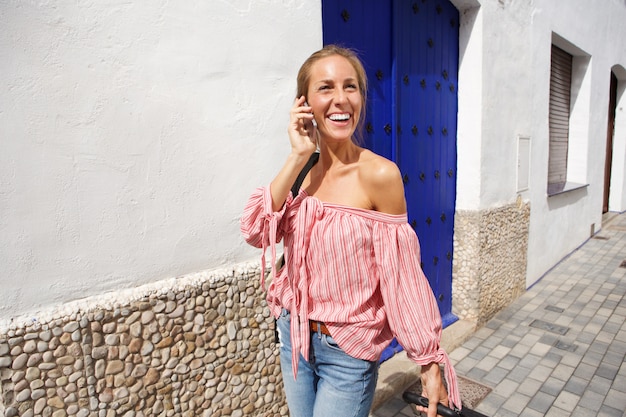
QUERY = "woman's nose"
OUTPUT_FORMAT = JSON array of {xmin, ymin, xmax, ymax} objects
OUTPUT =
[{"xmin": 333, "ymin": 89, "xmax": 347, "ymax": 103}]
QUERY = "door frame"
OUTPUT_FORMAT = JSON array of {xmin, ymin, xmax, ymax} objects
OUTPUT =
[{"xmin": 603, "ymin": 71, "xmax": 617, "ymax": 213}]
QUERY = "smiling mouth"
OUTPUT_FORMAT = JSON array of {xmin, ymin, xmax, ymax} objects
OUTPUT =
[{"xmin": 328, "ymin": 114, "xmax": 351, "ymax": 122}]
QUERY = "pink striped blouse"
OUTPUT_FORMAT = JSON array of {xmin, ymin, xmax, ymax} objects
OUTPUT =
[{"xmin": 240, "ymin": 186, "xmax": 461, "ymax": 409}]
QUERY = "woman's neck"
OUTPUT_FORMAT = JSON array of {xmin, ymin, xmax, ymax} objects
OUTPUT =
[{"xmin": 318, "ymin": 137, "xmax": 361, "ymax": 169}]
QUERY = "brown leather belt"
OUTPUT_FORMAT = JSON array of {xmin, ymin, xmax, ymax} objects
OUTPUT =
[{"xmin": 310, "ymin": 320, "xmax": 331, "ymax": 336}]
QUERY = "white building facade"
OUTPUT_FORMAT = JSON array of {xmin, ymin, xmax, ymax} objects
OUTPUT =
[{"xmin": 1, "ymin": 1, "xmax": 625, "ymax": 415}]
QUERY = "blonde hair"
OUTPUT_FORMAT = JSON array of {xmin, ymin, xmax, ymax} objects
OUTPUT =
[{"xmin": 296, "ymin": 45, "xmax": 368, "ymax": 143}]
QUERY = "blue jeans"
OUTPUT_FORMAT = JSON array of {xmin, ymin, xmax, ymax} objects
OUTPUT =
[{"xmin": 276, "ymin": 309, "xmax": 379, "ymax": 417}]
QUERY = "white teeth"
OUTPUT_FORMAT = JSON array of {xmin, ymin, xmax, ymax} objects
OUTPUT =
[{"xmin": 329, "ymin": 114, "xmax": 350, "ymax": 121}]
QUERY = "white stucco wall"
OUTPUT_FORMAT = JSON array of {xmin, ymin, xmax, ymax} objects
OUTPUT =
[
  {"xmin": 454, "ymin": 0, "xmax": 626, "ymax": 287},
  {"xmin": 524, "ymin": 0, "xmax": 626, "ymax": 285},
  {"xmin": 454, "ymin": 2, "xmax": 483, "ymax": 210},
  {"xmin": 0, "ymin": 1, "xmax": 322, "ymax": 320}
]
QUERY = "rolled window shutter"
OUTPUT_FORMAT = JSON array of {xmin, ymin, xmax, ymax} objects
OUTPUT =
[{"xmin": 548, "ymin": 45, "xmax": 572, "ymax": 187}]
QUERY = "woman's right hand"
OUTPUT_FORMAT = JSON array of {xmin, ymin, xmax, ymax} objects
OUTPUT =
[
  {"xmin": 288, "ymin": 96, "xmax": 318, "ymax": 157},
  {"xmin": 268, "ymin": 96, "xmax": 318, "ymax": 211}
]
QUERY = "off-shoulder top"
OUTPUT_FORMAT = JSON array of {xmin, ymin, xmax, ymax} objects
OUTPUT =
[{"xmin": 240, "ymin": 186, "xmax": 461, "ymax": 409}]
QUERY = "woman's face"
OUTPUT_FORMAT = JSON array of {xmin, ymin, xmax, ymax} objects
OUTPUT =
[{"xmin": 306, "ymin": 55, "xmax": 363, "ymax": 144}]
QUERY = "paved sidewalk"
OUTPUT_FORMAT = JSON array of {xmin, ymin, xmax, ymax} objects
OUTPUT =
[{"xmin": 372, "ymin": 211, "xmax": 626, "ymax": 417}]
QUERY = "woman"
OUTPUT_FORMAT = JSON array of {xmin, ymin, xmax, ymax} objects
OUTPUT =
[{"xmin": 241, "ymin": 45, "xmax": 461, "ymax": 417}]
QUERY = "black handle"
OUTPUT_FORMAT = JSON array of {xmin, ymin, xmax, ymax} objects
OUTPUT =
[{"xmin": 402, "ymin": 392, "xmax": 459, "ymax": 417}]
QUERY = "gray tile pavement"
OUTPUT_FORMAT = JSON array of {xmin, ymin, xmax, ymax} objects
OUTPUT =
[{"xmin": 372, "ymin": 211, "xmax": 626, "ymax": 416}]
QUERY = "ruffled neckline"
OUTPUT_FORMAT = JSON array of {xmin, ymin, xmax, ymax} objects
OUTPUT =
[{"xmin": 297, "ymin": 190, "xmax": 408, "ymax": 224}]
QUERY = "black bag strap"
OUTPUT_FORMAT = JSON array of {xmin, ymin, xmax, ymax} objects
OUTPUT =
[
  {"xmin": 277, "ymin": 151, "xmax": 319, "ymax": 271},
  {"xmin": 290, "ymin": 151, "xmax": 319, "ymax": 197}
]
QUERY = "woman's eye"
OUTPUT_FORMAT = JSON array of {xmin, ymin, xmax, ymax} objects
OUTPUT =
[
  {"xmin": 318, "ymin": 85, "xmax": 330, "ymax": 91},
  {"xmin": 346, "ymin": 84, "xmax": 358, "ymax": 90}
]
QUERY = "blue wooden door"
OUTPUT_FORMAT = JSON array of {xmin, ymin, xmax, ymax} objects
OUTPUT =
[{"xmin": 322, "ymin": 0, "xmax": 459, "ymax": 361}]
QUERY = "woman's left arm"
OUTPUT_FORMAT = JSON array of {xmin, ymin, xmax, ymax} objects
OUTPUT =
[
  {"xmin": 368, "ymin": 157, "xmax": 461, "ymax": 413},
  {"xmin": 376, "ymin": 223, "xmax": 461, "ymax": 412}
]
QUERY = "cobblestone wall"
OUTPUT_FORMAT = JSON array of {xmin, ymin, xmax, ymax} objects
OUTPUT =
[
  {"xmin": 0, "ymin": 264, "xmax": 287, "ymax": 417},
  {"xmin": 452, "ymin": 200, "xmax": 531, "ymax": 325}
]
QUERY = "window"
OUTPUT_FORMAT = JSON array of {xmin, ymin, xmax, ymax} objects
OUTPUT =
[
  {"xmin": 547, "ymin": 45, "xmax": 571, "ymax": 194},
  {"xmin": 547, "ymin": 37, "xmax": 591, "ymax": 196}
]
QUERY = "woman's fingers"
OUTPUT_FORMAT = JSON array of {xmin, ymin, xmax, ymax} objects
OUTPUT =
[
  {"xmin": 288, "ymin": 96, "xmax": 317, "ymax": 151},
  {"xmin": 290, "ymin": 97, "xmax": 313, "ymax": 128}
]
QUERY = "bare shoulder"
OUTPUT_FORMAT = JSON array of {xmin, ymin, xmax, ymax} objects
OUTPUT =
[
  {"xmin": 359, "ymin": 150, "xmax": 400, "ymax": 186},
  {"xmin": 358, "ymin": 150, "xmax": 407, "ymax": 214}
]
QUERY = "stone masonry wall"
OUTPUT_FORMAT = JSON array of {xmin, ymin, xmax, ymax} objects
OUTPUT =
[
  {"xmin": 452, "ymin": 200, "xmax": 531, "ymax": 325},
  {"xmin": 0, "ymin": 264, "xmax": 287, "ymax": 417}
]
